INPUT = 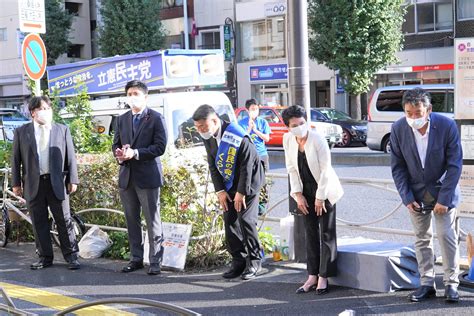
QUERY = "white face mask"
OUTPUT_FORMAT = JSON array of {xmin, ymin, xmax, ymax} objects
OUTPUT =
[
  {"xmin": 406, "ymin": 116, "xmax": 427, "ymax": 130},
  {"xmin": 127, "ymin": 96, "xmax": 146, "ymax": 111},
  {"xmin": 199, "ymin": 131, "xmax": 214, "ymax": 140},
  {"xmin": 290, "ymin": 124, "xmax": 308, "ymax": 137},
  {"xmin": 35, "ymin": 109, "xmax": 53, "ymax": 125},
  {"xmin": 249, "ymin": 109, "xmax": 259, "ymax": 119}
]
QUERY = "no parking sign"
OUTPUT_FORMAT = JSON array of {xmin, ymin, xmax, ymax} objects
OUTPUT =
[{"xmin": 21, "ymin": 33, "xmax": 47, "ymax": 81}]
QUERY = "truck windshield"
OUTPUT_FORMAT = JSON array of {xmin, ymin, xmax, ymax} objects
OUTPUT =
[{"xmin": 172, "ymin": 104, "xmax": 234, "ymax": 148}]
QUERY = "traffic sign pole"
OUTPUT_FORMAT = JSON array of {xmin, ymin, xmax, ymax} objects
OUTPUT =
[
  {"xmin": 21, "ymin": 33, "xmax": 47, "ymax": 96},
  {"xmin": 35, "ymin": 80, "xmax": 41, "ymax": 96}
]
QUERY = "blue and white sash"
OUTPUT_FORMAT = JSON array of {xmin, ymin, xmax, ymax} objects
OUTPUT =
[{"xmin": 216, "ymin": 123, "xmax": 247, "ymax": 191}]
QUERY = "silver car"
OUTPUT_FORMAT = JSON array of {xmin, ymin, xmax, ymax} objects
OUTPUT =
[{"xmin": 0, "ymin": 108, "xmax": 30, "ymax": 141}]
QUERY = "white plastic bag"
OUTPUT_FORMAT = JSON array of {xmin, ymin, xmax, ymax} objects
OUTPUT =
[{"xmin": 78, "ymin": 225, "xmax": 112, "ymax": 259}]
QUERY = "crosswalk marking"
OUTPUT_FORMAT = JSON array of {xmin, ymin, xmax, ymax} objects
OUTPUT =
[{"xmin": 0, "ymin": 282, "xmax": 134, "ymax": 315}]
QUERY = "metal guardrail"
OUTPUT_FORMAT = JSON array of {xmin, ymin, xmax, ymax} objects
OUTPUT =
[
  {"xmin": 0, "ymin": 287, "xmax": 33, "ymax": 316},
  {"xmin": 264, "ymin": 172, "xmax": 468, "ymax": 242},
  {"xmin": 0, "ymin": 287, "xmax": 200, "ymax": 316},
  {"xmin": 54, "ymin": 297, "xmax": 201, "ymax": 316}
]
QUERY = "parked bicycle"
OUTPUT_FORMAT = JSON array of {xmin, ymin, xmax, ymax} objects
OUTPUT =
[{"xmin": 0, "ymin": 168, "xmax": 85, "ymax": 247}]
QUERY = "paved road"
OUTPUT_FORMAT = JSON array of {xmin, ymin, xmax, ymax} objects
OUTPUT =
[{"xmin": 1, "ymin": 244, "xmax": 473, "ymax": 315}]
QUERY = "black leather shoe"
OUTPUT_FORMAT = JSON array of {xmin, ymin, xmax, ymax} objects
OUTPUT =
[
  {"xmin": 222, "ymin": 264, "xmax": 246, "ymax": 279},
  {"xmin": 317, "ymin": 281, "xmax": 329, "ymax": 295},
  {"xmin": 67, "ymin": 259, "xmax": 81, "ymax": 270},
  {"xmin": 241, "ymin": 262, "xmax": 262, "ymax": 280},
  {"xmin": 147, "ymin": 264, "xmax": 161, "ymax": 275},
  {"xmin": 30, "ymin": 260, "xmax": 53, "ymax": 270},
  {"xmin": 444, "ymin": 285, "xmax": 459, "ymax": 303},
  {"xmin": 122, "ymin": 261, "xmax": 144, "ymax": 273},
  {"xmin": 296, "ymin": 284, "xmax": 317, "ymax": 294},
  {"xmin": 409, "ymin": 286, "xmax": 436, "ymax": 302}
]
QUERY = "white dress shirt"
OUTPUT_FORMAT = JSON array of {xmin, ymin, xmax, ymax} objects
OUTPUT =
[
  {"xmin": 34, "ymin": 121, "xmax": 51, "ymax": 175},
  {"xmin": 411, "ymin": 120, "xmax": 430, "ymax": 169},
  {"xmin": 213, "ymin": 124, "xmax": 222, "ymax": 145}
]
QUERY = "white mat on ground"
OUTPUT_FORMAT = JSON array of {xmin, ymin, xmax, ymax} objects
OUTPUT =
[{"xmin": 329, "ymin": 236, "xmax": 420, "ymax": 292}]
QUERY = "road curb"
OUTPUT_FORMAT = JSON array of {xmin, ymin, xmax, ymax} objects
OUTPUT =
[{"xmin": 269, "ymin": 150, "xmax": 390, "ymax": 166}]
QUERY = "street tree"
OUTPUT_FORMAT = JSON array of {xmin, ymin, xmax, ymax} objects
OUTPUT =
[
  {"xmin": 308, "ymin": 0, "xmax": 405, "ymax": 119},
  {"xmin": 41, "ymin": 0, "xmax": 73, "ymax": 66},
  {"xmin": 99, "ymin": 0, "xmax": 167, "ymax": 56}
]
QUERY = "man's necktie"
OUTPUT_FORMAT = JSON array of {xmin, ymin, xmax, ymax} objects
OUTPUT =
[
  {"xmin": 39, "ymin": 125, "xmax": 49, "ymax": 174},
  {"xmin": 133, "ymin": 114, "xmax": 140, "ymax": 136}
]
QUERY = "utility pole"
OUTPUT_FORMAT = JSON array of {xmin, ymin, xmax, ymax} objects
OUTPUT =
[
  {"xmin": 183, "ymin": 0, "xmax": 189, "ymax": 49},
  {"xmin": 287, "ymin": 0, "xmax": 310, "ymax": 262}
]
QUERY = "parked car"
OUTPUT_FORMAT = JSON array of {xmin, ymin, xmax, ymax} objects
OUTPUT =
[
  {"xmin": 310, "ymin": 108, "xmax": 367, "ymax": 147},
  {"xmin": 235, "ymin": 106, "xmax": 342, "ymax": 148},
  {"xmin": 0, "ymin": 108, "xmax": 30, "ymax": 141},
  {"xmin": 366, "ymin": 84, "xmax": 454, "ymax": 153},
  {"xmin": 62, "ymin": 91, "xmax": 237, "ymax": 151}
]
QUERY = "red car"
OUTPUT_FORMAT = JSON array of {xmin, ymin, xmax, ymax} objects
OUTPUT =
[
  {"xmin": 235, "ymin": 106, "xmax": 287, "ymax": 147},
  {"xmin": 235, "ymin": 106, "xmax": 342, "ymax": 148}
]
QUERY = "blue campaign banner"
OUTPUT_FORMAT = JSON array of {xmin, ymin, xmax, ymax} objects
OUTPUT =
[
  {"xmin": 47, "ymin": 51, "xmax": 164, "ymax": 96},
  {"xmin": 250, "ymin": 63, "xmax": 288, "ymax": 81},
  {"xmin": 47, "ymin": 49, "xmax": 226, "ymax": 96}
]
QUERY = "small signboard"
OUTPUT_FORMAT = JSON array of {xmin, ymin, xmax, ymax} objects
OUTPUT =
[
  {"xmin": 454, "ymin": 38, "xmax": 474, "ymax": 120},
  {"xmin": 18, "ymin": 0, "xmax": 46, "ymax": 34},
  {"xmin": 459, "ymin": 165, "xmax": 474, "ymax": 219},
  {"xmin": 21, "ymin": 33, "xmax": 47, "ymax": 80},
  {"xmin": 224, "ymin": 25, "xmax": 232, "ymax": 61},
  {"xmin": 264, "ymin": 2, "xmax": 287, "ymax": 17},
  {"xmin": 249, "ymin": 63, "xmax": 288, "ymax": 81},
  {"xmin": 144, "ymin": 222, "xmax": 192, "ymax": 270}
]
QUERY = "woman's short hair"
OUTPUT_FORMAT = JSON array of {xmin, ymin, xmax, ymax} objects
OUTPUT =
[{"xmin": 281, "ymin": 105, "xmax": 306, "ymax": 127}]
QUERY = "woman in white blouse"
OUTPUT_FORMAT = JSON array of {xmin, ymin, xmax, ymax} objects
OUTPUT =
[{"xmin": 282, "ymin": 105, "xmax": 344, "ymax": 295}]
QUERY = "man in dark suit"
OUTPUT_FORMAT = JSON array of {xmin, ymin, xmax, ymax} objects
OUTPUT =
[
  {"xmin": 12, "ymin": 96, "xmax": 80, "ymax": 270},
  {"xmin": 112, "ymin": 80, "xmax": 167, "ymax": 275},
  {"xmin": 391, "ymin": 88, "xmax": 463, "ymax": 303},
  {"xmin": 193, "ymin": 104, "xmax": 264, "ymax": 280}
]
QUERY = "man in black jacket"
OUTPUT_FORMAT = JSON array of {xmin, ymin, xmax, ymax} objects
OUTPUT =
[
  {"xmin": 193, "ymin": 104, "xmax": 264, "ymax": 280},
  {"xmin": 112, "ymin": 80, "xmax": 167, "ymax": 275}
]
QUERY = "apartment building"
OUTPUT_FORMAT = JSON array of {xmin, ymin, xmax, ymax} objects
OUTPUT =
[
  {"xmin": 0, "ymin": 0, "xmax": 92, "ymax": 109},
  {"xmin": 369, "ymin": 0, "xmax": 474, "ymax": 114}
]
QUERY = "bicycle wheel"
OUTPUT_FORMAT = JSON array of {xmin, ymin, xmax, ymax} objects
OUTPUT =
[
  {"xmin": 51, "ymin": 213, "xmax": 86, "ymax": 247},
  {"xmin": 0, "ymin": 204, "xmax": 11, "ymax": 247}
]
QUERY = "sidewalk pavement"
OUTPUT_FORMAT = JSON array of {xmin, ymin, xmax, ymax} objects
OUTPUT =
[
  {"xmin": 1, "ymin": 243, "xmax": 473, "ymax": 315},
  {"xmin": 268, "ymin": 149, "xmax": 390, "ymax": 167}
]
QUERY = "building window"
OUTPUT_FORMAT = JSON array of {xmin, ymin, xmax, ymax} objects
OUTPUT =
[
  {"xmin": 67, "ymin": 44, "xmax": 82, "ymax": 58},
  {"xmin": 162, "ymin": 0, "xmax": 183, "ymax": 9},
  {"xmin": 0, "ymin": 28, "xmax": 7, "ymax": 41},
  {"xmin": 65, "ymin": 2, "xmax": 81, "ymax": 16},
  {"xmin": 200, "ymin": 31, "xmax": 221, "ymax": 50},
  {"xmin": 402, "ymin": 0, "xmax": 453, "ymax": 34},
  {"xmin": 240, "ymin": 16, "xmax": 286, "ymax": 61},
  {"xmin": 458, "ymin": 0, "xmax": 474, "ymax": 20}
]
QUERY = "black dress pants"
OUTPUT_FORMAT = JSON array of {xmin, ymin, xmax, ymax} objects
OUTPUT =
[
  {"xmin": 302, "ymin": 183, "xmax": 337, "ymax": 277},
  {"xmin": 223, "ymin": 193, "xmax": 262, "ymax": 268},
  {"xmin": 27, "ymin": 176, "xmax": 79, "ymax": 262}
]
